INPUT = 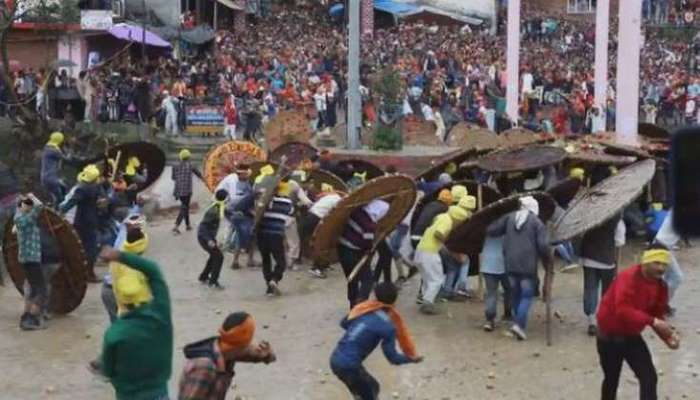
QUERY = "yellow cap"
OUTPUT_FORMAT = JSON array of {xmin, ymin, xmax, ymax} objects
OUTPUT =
[
  {"xmin": 458, "ymin": 195, "xmax": 476, "ymax": 211},
  {"xmin": 179, "ymin": 149, "xmax": 191, "ymax": 160},
  {"xmin": 451, "ymin": 185, "xmax": 468, "ymax": 202},
  {"xmin": 437, "ymin": 189, "xmax": 453, "ymax": 205},
  {"xmin": 652, "ymin": 203, "xmax": 663, "ymax": 212},
  {"xmin": 444, "ymin": 162, "xmax": 457, "ymax": 175},
  {"xmin": 78, "ymin": 164, "xmax": 101, "ymax": 183},
  {"xmin": 570, "ymin": 168, "xmax": 585, "ymax": 181},
  {"xmin": 260, "ymin": 164, "xmax": 274, "ymax": 176}
]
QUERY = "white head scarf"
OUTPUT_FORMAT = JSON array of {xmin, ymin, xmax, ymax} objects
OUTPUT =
[
  {"xmin": 364, "ymin": 200, "xmax": 390, "ymax": 223},
  {"xmin": 438, "ymin": 173, "xmax": 452, "ymax": 184},
  {"xmin": 515, "ymin": 196, "xmax": 539, "ymax": 230}
]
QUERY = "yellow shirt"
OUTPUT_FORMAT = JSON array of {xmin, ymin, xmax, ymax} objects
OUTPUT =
[
  {"xmin": 110, "ymin": 262, "xmax": 153, "ymax": 316},
  {"xmin": 417, "ymin": 213, "xmax": 453, "ymax": 254}
]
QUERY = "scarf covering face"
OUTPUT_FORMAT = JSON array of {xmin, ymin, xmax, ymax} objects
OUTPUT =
[
  {"xmin": 219, "ymin": 315, "xmax": 256, "ymax": 353},
  {"xmin": 348, "ymin": 300, "xmax": 417, "ymax": 359},
  {"xmin": 515, "ymin": 196, "xmax": 539, "ymax": 230},
  {"xmin": 209, "ymin": 197, "xmax": 227, "ymax": 220},
  {"xmin": 125, "ymin": 157, "xmax": 141, "ymax": 176},
  {"xmin": 78, "ymin": 164, "xmax": 100, "ymax": 183},
  {"xmin": 364, "ymin": 200, "xmax": 390, "ymax": 223},
  {"xmin": 353, "ymin": 171, "xmax": 367, "ymax": 183},
  {"xmin": 112, "ymin": 234, "xmax": 152, "ymax": 314},
  {"xmin": 255, "ymin": 164, "xmax": 275, "ymax": 184},
  {"xmin": 450, "ymin": 185, "xmax": 467, "ymax": 202},
  {"xmin": 437, "ymin": 189, "xmax": 453, "ymax": 205},
  {"xmin": 179, "ymin": 149, "xmax": 191, "ymax": 161},
  {"xmin": 46, "ymin": 131, "xmax": 64, "ymax": 149},
  {"xmin": 641, "ymin": 249, "xmax": 671, "ymax": 265}
]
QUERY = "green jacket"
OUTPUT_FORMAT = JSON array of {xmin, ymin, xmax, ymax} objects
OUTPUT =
[{"xmin": 102, "ymin": 252, "xmax": 173, "ymax": 400}]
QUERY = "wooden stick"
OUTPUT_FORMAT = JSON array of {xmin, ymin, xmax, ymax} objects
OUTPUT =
[
  {"xmin": 544, "ymin": 260, "xmax": 554, "ymax": 346},
  {"xmin": 347, "ymin": 246, "xmax": 376, "ymax": 282}
]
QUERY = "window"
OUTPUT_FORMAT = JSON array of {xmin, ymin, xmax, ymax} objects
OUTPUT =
[{"xmin": 567, "ymin": 0, "xmax": 596, "ymax": 14}]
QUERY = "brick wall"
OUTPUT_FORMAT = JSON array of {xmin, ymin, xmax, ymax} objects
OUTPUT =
[{"xmin": 7, "ymin": 30, "xmax": 58, "ymax": 70}]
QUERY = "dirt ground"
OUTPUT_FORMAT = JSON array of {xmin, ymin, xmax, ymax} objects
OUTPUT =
[{"xmin": 1, "ymin": 204, "xmax": 699, "ymax": 400}]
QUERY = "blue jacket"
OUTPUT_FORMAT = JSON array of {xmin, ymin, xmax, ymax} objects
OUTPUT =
[
  {"xmin": 330, "ymin": 310, "xmax": 412, "ymax": 370},
  {"xmin": 645, "ymin": 209, "xmax": 668, "ymax": 238},
  {"xmin": 40, "ymin": 146, "xmax": 63, "ymax": 184},
  {"xmin": 259, "ymin": 196, "xmax": 294, "ymax": 237}
]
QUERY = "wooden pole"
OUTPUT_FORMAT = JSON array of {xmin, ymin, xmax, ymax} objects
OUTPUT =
[
  {"xmin": 593, "ymin": 0, "xmax": 610, "ymax": 133},
  {"xmin": 615, "ymin": 0, "xmax": 643, "ymax": 145},
  {"xmin": 505, "ymin": 0, "xmax": 521, "ymax": 125},
  {"xmin": 544, "ymin": 259, "xmax": 554, "ymax": 346}
]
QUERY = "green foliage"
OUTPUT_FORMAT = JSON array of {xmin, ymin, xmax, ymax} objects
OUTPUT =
[
  {"xmin": 371, "ymin": 125, "xmax": 402, "ymax": 151},
  {"xmin": 19, "ymin": 0, "xmax": 81, "ymax": 24},
  {"xmin": 372, "ymin": 66, "xmax": 405, "ymax": 107}
]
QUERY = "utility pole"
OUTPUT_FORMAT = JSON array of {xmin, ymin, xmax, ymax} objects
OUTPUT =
[{"xmin": 347, "ymin": 0, "xmax": 361, "ymax": 149}]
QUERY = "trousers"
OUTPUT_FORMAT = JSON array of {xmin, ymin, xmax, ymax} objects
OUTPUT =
[
  {"xmin": 484, "ymin": 273, "xmax": 512, "ymax": 321},
  {"xmin": 583, "ymin": 267, "xmax": 616, "ymax": 317},
  {"xmin": 597, "ymin": 335, "xmax": 657, "ymax": 400},
  {"xmin": 258, "ymin": 233, "xmax": 286, "ymax": 283},
  {"xmin": 331, "ymin": 364, "xmax": 380, "ymax": 400},
  {"xmin": 174, "ymin": 195, "xmax": 191, "ymax": 228},
  {"xmin": 198, "ymin": 237, "xmax": 223, "ymax": 284},
  {"xmin": 415, "ymin": 251, "xmax": 444, "ymax": 304},
  {"xmin": 338, "ymin": 245, "xmax": 373, "ymax": 308}
]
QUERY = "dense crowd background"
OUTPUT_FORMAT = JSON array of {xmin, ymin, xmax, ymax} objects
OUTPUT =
[{"xmin": 1, "ymin": 2, "xmax": 698, "ymax": 138}]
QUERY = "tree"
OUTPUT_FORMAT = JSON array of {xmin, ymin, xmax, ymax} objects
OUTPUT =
[
  {"xmin": 0, "ymin": 0, "xmax": 79, "ymax": 181},
  {"xmin": 370, "ymin": 65, "xmax": 405, "ymax": 150}
]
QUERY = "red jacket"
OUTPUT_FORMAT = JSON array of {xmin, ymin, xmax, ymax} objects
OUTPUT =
[{"xmin": 597, "ymin": 265, "xmax": 669, "ymax": 337}]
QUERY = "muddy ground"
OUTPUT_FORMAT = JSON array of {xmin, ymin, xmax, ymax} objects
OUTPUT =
[{"xmin": 1, "ymin": 205, "xmax": 699, "ymax": 400}]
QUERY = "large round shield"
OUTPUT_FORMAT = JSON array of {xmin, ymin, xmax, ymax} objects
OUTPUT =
[
  {"xmin": 305, "ymin": 169, "xmax": 348, "ymax": 194},
  {"xmin": 598, "ymin": 140, "xmax": 651, "ymax": 159},
  {"xmin": 415, "ymin": 148, "xmax": 487, "ymax": 182},
  {"xmin": 99, "ymin": 142, "xmax": 166, "ymax": 192},
  {"xmin": 445, "ymin": 192, "xmax": 556, "ymax": 255},
  {"xmin": 269, "ymin": 141, "xmax": 318, "ymax": 170},
  {"xmin": 410, "ymin": 180, "xmax": 502, "ymax": 235},
  {"xmin": 203, "ymin": 141, "xmax": 267, "ymax": 191},
  {"xmin": 547, "ymin": 178, "xmax": 583, "ymax": 208},
  {"xmin": 446, "ymin": 124, "xmax": 499, "ymax": 149},
  {"xmin": 334, "ymin": 159, "xmax": 385, "ymax": 182},
  {"xmin": 566, "ymin": 151, "xmax": 637, "ymax": 166},
  {"xmin": 2, "ymin": 207, "xmax": 87, "ymax": 314},
  {"xmin": 311, "ymin": 175, "xmax": 416, "ymax": 266},
  {"xmin": 638, "ymin": 123, "xmax": 670, "ymax": 140},
  {"xmin": 263, "ymin": 110, "xmax": 313, "ymax": 151},
  {"xmin": 477, "ymin": 145, "xmax": 567, "ymax": 173},
  {"xmin": 500, "ymin": 128, "xmax": 552, "ymax": 148},
  {"xmin": 550, "ymin": 160, "xmax": 656, "ymax": 243}
]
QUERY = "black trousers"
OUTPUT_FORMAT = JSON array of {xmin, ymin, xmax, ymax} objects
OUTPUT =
[
  {"xmin": 258, "ymin": 233, "xmax": 286, "ymax": 283},
  {"xmin": 338, "ymin": 245, "xmax": 374, "ymax": 308},
  {"xmin": 175, "ymin": 195, "xmax": 191, "ymax": 228},
  {"xmin": 373, "ymin": 241, "xmax": 393, "ymax": 283},
  {"xmin": 198, "ymin": 237, "xmax": 223, "ymax": 284},
  {"xmin": 298, "ymin": 212, "xmax": 320, "ymax": 263},
  {"xmin": 331, "ymin": 364, "xmax": 379, "ymax": 400},
  {"xmin": 597, "ymin": 335, "xmax": 658, "ymax": 400}
]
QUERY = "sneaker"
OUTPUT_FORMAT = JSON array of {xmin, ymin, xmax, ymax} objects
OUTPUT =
[
  {"xmin": 415, "ymin": 295, "xmax": 425, "ymax": 305},
  {"xmin": 208, "ymin": 282, "xmax": 225, "ymax": 290},
  {"xmin": 20, "ymin": 314, "xmax": 45, "ymax": 331},
  {"xmin": 172, "ymin": 227, "xmax": 181, "ymax": 235},
  {"xmin": 419, "ymin": 303, "xmax": 441, "ymax": 315},
  {"xmin": 447, "ymin": 293, "xmax": 468, "ymax": 302},
  {"xmin": 510, "ymin": 324, "xmax": 527, "ymax": 341},
  {"xmin": 309, "ymin": 268, "xmax": 327, "ymax": 279},
  {"xmin": 185, "ymin": 226, "xmax": 192, "ymax": 231},
  {"xmin": 230, "ymin": 262, "xmax": 241, "ymax": 270},
  {"xmin": 405, "ymin": 266, "xmax": 420, "ymax": 280},
  {"xmin": 198, "ymin": 277, "xmax": 208, "ymax": 285},
  {"xmin": 455, "ymin": 288, "xmax": 473, "ymax": 299},
  {"xmin": 265, "ymin": 284, "xmax": 274, "ymax": 297},
  {"xmin": 560, "ymin": 263, "xmax": 581, "ymax": 272},
  {"xmin": 587, "ymin": 324, "xmax": 598, "ymax": 337},
  {"xmin": 394, "ymin": 276, "xmax": 407, "ymax": 287},
  {"xmin": 483, "ymin": 320, "xmax": 495, "ymax": 332},
  {"xmin": 269, "ymin": 281, "xmax": 281, "ymax": 296}
]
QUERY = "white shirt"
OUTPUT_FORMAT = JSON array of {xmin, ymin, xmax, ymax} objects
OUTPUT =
[
  {"xmin": 522, "ymin": 73, "xmax": 534, "ymax": 95},
  {"xmin": 655, "ymin": 209, "xmax": 680, "ymax": 247},
  {"xmin": 309, "ymin": 194, "xmax": 342, "ymax": 219},
  {"xmin": 216, "ymin": 174, "xmax": 239, "ymax": 203}
]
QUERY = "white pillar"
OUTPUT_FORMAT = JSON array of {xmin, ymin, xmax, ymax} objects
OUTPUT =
[
  {"xmin": 615, "ymin": 0, "xmax": 642, "ymax": 145},
  {"xmin": 347, "ymin": 0, "xmax": 362, "ymax": 149},
  {"xmin": 505, "ymin": 0, "xmax": 520, "ymax": 125},
  {"xmin": 593, "ymin": 0, "xmax": 610, "ymax": 133}
]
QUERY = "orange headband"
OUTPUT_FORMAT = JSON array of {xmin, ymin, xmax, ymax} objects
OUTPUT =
[{"xmin": 218, "ymin": 316, "xmax": 256, "ymax": 353}]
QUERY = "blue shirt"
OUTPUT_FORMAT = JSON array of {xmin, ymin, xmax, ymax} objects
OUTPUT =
[
  {"xmin": 330, "ymin": 310, "xmax": 412, "ymax": 370},
  {"xmin": 480, "ymin": 235, "xmax": 505, "ymax": 275}
]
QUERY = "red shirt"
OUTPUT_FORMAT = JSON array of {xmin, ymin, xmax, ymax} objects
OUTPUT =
[
  {"xmin": 225, "ymin": 106, "xmax": 237, "ymax": 125},
  {"xmin": 597, "ymin": 265, "xmax": 669, "ymax": 337}
]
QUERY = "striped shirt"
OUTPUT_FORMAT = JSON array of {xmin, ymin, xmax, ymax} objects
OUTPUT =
[
  {"xmin": 339, "ymin": 208, "xmax": 376, "ymax": 251},
  {"xmin": 260, "ymin": 196, "xmax": 294, "ymax": 236}
]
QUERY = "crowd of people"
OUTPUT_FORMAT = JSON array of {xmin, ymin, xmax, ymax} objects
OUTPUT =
[
  {"xmin": 3, "ymin": 4, "xmax": 698, "ymax": 140},
  {"xmin": 5, "ymin": 128, "xmax": 685, "ymax": 399}
]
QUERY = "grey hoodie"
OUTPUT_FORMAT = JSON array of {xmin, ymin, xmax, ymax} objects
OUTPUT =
[{"xmin": 487, "ymin": 212, "xmax": 551, "ymax": 276}]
